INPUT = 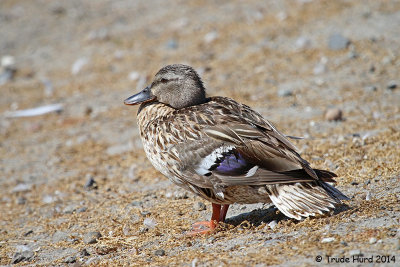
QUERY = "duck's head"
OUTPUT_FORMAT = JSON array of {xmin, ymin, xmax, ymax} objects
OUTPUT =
[{"xmin": 124, "ymin": 64, "xmax": 206, "ymax": 109}]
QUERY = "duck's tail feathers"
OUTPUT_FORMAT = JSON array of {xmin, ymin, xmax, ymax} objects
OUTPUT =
[
  {"xmin": 266, "ymin": 181, "xmax": 349, "ymax": 220},
  {"xmin": 318, "ymin": 180, "xmax": 350, "ymax": 201}
]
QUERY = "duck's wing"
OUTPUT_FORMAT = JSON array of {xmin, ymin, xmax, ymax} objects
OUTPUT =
[{"xmin": 182, "ymin": 97, "xmax": 337, "ymax": 189}]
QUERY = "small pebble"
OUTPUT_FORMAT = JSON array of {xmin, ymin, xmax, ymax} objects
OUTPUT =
[
  {"xmin": 63, "ymin": 204, "xmax": 77, "ymax": 214},
  {"xmin": 268, "ymin": 220, "xmax": 278, "ymax": 230},
  {"xmin": 84, "ymin": 175, "xmax": 97, "ymax": 190},
  {"xmin": 77, "ymin": 206, "xmax": 87, "ymax": 213},
  {"xmin": 277, "ymin": 89, "xmax": 293, "ymax": 97},
  {"xmin": 1, "ymin": 55, "xmax": 16, "ymax": 69},
  {"xmin": 314, "ymin": 77, "xmax": 325, "ymax": 85},
  {"xmin": 313, "ymin": 62, "xmax": 327, "ymax": 75},
  {"xmin": 204, "ymin": 31, "xmax": 218, "ymax": 44},
  {"xmin": 128, "ymin": 164, "xmax": 136, "ymax": 179},
  {"xmin": 87, "ymin": 28, "xmax": 109, "ymax": 41},
  {"xmin": 128, "ymin": 71, "xmax": 140, "ymax": 81},
  {"xmin": 11, "ymin": 250, "xmax": 34, "ymax": 264},
  {"xmin": 64, "ymin": 256, "xmax": 76, "ymax": 263},
  {"xmin": 276, "ymin": 11, "xmax": 287, "ymax": 21},
  {"xmin": 347, "ymin": 51, "xmax": 358, "ymax": 59},
  {"xmin": 42, "ymin": 78, "xmax": 54, "ymax": 97},
  {"xmin": 12, "ymin": 183, "xmax": 31, "ymax": 193},
  {"xmin": 139, "ymin": 227, "xmax": 149, "ymax": 233},
  {"xmin": 130, "ymin": 200, "xmax": 143, "ymax": 207},
  {"xmin": 106, "ymin": 144, "xmax": 131, "ymax": 156},
  {"xmin": 71, "ymin": 57, "xmax": 89, "ymax": 75},
  {"xmin": 52, "ymin": 231, "xmax": 70, "ymax": 242},
  {"xmin": 83, "ymin": 231, "xmax": 102, "ymax": 244},
  {"xmin": 313, "ymin": 57, "xmax": 328, "ymax": 75},
  {"xmin": 140, "ymin": 210, "xmax": 151, "ymax": 216},
  {"xmin": 84, "ymin": 106, "xmax": 93, "ymax": 116},
  {"xmin": 0, "ymin": 55, "xmax": 17, "ymax": 85},
  {"xmin": 174, "ymin": 190, "xmax": 188, "ymax": 199},
  {"xmin": 0, "ymin": 69, "xmax": 15, "ymax": 85},
  {"xmin": 340, "ymin": 241, "xmax": 348, "ymax": 246},
  {"xmin": 143, "ymin": 218, "xmax": 157, "ymax": 228},
  {"xmin": 123, "ymin": 225, "xmax": 131, "ymax": 236},
  {"xmin": 369, "ymin": 237, "xmax": 377, "ymax": 244},
  {"xmin": 364, "ymin": 85, "xmax": 377, "ymax": 92},
  {"xmin": 321, "ymin": 237, "xmax": 335, "ymax": 243},
  {"xmin": 16, "ymin": 196, "xmax": 27, "ymax": 205},
  {"xmin": 349, "ymin": 249, "xmax": 362, "ymax": 256},
  {"xmin": 386, "ymin": 81, "xmax": 397, "ymax": 90},
  {"xmin": 80, "ymin": 248, "xmax": 90, "ymax": 257},
  {"xmin": 382, "ymin": 56, "xmax": 393, "ymax": 65},
  {"xmin": 193, "ymin": 202, "xmax": 206, "ymax": 211},
  {"xmin": 23, "ymin": 230, "xmax": 33, "ymax": 237},
  {"xmin": 207, "ymin": 237, "xmax": 216, "ymax": 243},
  {"xmin": 366, "ymin": 191, "xmax": 371, "ymax": 201},
  {"xmin": 50, "ymin": 4, "xmax": 66, "ymax": 15},
  {"xmin": 372, "ymin": 111, "xmax": 381, "ymax": 119},
  {"xmin": 328, "ymin": 33, "xmax": 350, "ymax": 50},
  {"xmin": 369, "ymin": 65, "xmax": 375, "ymax": 73},
  {"xmin": 325, "ymin": 108, "xmax": 343, "ymax": 121},
  {"xmin": 154, "ymin": 249, "xmax": 165, "ymax": 256},
  {"xmin": 165, "ymin": 38, "xmax": 178, "ymax": 49},
  {"xmin": 42, "ymin": 195, "xmax": 55, "ymax": 204},
  {"xmin": 294, "ymin": 36, "xmax": 311, "ymax": 50}
]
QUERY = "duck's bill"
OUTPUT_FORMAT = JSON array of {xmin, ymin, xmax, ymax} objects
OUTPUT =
[{"xmin": 124, "ymin": 86, "xmax": 156, "ymax": 105}]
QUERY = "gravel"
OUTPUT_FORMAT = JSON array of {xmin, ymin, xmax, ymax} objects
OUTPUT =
[
  {"xmin": 11, "ymin": 250, "xmax": 34, "ymax": 264},
  {"xmin": 63, "ymin": 204, "xmax": 78, "ymax": 214},
  {"xmin": 11, "ymin": 183, "xmax": 31, "ymax": 193},
  {"xmin": 143, "ymin": 218, "xmax": 157, "ymax": 228},
  {"xmin": 349, "ymin": 249, "xmax": 363, "ymax": 257},
  {"xmin": 386, "ymin": 81, "xmax": 397, "ymax": 90},
  {"xmin": 154, "ymin": 249, "xmax": 166, "ymax": 256},
  {"xmin": 364, "ymin": 85, "xmax": 377, "ymax": 92},
  {"xmin": 52, "ymin": 231, "xmax": 70, "ymax": 243},
  {"xmin": 321, "ymin": 237, "xmax": 335, "ymax": 243},
  {"xmin": 1, "ymin": 0, "xmax": 399, "ymax": 266},
  {"xmin": 325, "ymin": 108, "xmax": 343, "ymax": 121},
  {"xmin": 16, "ymin": 196, "xmax": 27, "ymax": 205},
  {"xmin": 71, "ymin": 57, "xmax": 89, "ymax": 75},
  {"xmin": 268, "ymin": 220, "xmax": 278, "ymax": 230},
  {"xmin": 277, "ymin": 88, "xmax": 293, "ymax": 97},
  {"xmin": 328, "ymin": 33, "xmax": 350, "ymax": 50},
  {"xmin": 64, "ymin": 256, "xmax": 77, "ymax": 263},
  {"xmin": 165, "ymin": 38, "xmax": 178, "ymax": 49},
  {"xmin": 84, "ymin": 175, "xmax": 98, "ymax": 190},
  {"xmin": 83, "ymin": 232, "xmax": 102, "ymax": 244},
  {"xmin": 193, "ymin": 202, "xmax": 207, "ymax": 211},
  {"xmin": 80, "ymin": 248, "xmax": 90, "ymax": 257}
]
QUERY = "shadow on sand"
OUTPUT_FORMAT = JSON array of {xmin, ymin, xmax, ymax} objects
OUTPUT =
[{"xmin": 225, "ymin": 204, "xmax": 351, "ymax": 227}]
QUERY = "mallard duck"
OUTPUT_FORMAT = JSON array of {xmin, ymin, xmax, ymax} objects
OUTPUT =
[{"xmin": 124, "ymin": 64, "xmax": 348, "ymax": 235}]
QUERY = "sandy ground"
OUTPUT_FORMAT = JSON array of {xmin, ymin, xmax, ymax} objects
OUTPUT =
[{"xmin": 0, "ymin": 0, "xmax": 399, "ymax": 266}]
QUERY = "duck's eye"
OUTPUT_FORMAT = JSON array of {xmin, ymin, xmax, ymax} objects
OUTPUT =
[{"xmin": 160, "ymin": 78, "xmax": 169, "ymax": 83}]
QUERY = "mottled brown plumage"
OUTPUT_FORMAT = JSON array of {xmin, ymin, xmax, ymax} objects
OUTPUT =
[{"xmin": 124, "ymin": 64, "xmax": 348, "ymax": 234}]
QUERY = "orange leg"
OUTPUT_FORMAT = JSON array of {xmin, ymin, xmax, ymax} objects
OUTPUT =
[
  {"xmin": 187, "ymin": 203, "xmax": 230, "ymax": 236},
  {"xmin": 220, "ymin": 204, "xmax": 230, "ymax": 222}
]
